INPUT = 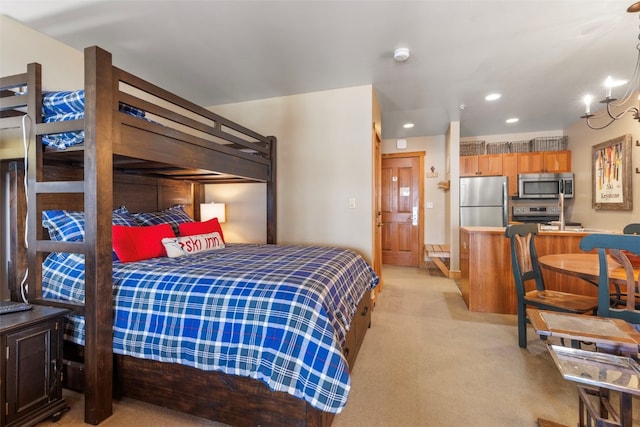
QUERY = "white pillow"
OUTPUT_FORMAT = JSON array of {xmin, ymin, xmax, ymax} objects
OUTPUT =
[{"xmin": 162, "ymin": 232, "xmax": 225, "ymax": 258}]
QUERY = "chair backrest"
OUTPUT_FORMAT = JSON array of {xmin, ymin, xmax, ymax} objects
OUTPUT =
[
  {"xmin": 505, "ymin": 224, "xmax": 545, "ymax": 299},
  {"xmin": 623, "ymin": 223, "xmax": 640, "ymax": 235},
  {"xmin": 580, "ymin": 233, "xmax": 640, "ymax": 324}
]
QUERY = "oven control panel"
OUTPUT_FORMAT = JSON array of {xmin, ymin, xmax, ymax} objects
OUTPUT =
[{"xmin": 512, "ymin": 206, "xmax": 562, "ymax": 216}]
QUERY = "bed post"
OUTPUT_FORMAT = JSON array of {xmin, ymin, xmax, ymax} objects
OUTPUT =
[
  {"xmin": 7, "ymin": 161, "xmax": 26, "ymax": 302},
  {"xmin": 83, "ymin": 45, "xmax": 114, "ymax": 425},
  {"xmin": 25, "ymin": 63, "xmax": 42, "ymax": 304},
  {"xmin": 266, "ymin": 135, "xmax": 277, "ymax": 244}
]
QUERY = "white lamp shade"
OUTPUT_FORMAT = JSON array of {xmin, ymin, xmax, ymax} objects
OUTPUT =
[{"xmin": 200, "ymin": 203, "xmax": 226, "ymax": 223}]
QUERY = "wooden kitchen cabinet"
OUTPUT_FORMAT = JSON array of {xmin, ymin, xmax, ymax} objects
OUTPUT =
[
  {"xmin": 460, "ymin": 155, "xmax": 479, "ymax": 176},
  {"xmin": 460, "ymin": 150, "xmax": 572, "ymax": 192},
  {"xmin": 460, "ymin": 154, "xmax": 503, "ymax": 176},
  {"xmin": 543, "ymin": 150, "xmax": 572, "ymax": 172},
  {"xmin": 517, "ymin": 152, "xmax": 544, "ymax": 173},
  {"xmin": 459, "ymin": 227, "xmax": 596, "ymax": 314},
  {"xmin": 502, "ymin": 153, "xmax": 518, "ymax": 196},
  {"xmin": 1, "ymin": 305, "xmax": 68, "ymax": 427},
  {"xmin": 517, "ymin": 151, "xmax": 571, "ymax": 173}
]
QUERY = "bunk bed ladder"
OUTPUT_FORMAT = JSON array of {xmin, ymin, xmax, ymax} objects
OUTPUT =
[{"xmin": 25, "ymin": 48, "xmax": 115, "ymax": 425}]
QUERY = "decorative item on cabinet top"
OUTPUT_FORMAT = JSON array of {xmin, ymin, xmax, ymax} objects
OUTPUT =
[
  {"xmin": 460, "ymin": 136, "xmax": 568, "ymax": 156},
  {"xmin": 531, "ymin": 136, "xmax": 568, "ymax": 152},
  {"xmin": 460, "ymin": 140, "xmax": 485, "ymax": 156},
  {"xmin": 486, "ymin": 141, "xmax": 510, "ymax": 154},
  {"xmin": 510, "ymin": 140, "xmax": 531, "ymax": 153}
]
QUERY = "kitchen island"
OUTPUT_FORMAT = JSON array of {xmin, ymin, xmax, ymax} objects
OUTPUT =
[{"xmin": 459, "ymin": 226, "xmax": 608, "ymax": 314}]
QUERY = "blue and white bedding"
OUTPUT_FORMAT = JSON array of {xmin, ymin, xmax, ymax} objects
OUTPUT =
[
  {"xmin": 42, "ymin": 89, "xmax": 145, "ymax": 149},
  {"xmin": 42, "ymin": 243, "xmax": 378, "ymax": 413}
]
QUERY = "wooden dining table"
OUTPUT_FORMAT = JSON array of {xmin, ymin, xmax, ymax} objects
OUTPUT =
[{"xmin": 538, "ymin": 253, "xmax": 639, "ymax": 287}]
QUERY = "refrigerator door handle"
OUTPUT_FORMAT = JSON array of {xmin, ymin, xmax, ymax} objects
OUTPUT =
[{"xmin": 502, "ymin": 178, "xmax": 508, "ymax": 226}]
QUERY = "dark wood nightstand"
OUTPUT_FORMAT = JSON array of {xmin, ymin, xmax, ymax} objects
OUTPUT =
[{"xmin": 1, "ymin": 304, "xmax": 69, "ymax": 427}]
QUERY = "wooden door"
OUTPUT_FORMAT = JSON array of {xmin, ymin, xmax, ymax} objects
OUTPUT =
[{"xmin": 381, "ymin": 154, "xmax": 422, "ymax": 266}]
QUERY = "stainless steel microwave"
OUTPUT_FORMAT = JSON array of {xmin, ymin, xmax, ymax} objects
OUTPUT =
[{"xmin": 517, "ymin": 173, "xmax": 574, "ymax": 199}]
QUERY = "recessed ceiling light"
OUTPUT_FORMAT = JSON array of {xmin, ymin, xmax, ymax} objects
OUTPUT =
[
  {"xmin": 506, "ymin": 118, "xmax": 519, "ymax": 124},
  {"xmin": 485, "ymin": 93, "xmax": 501, "ymax": 101},
  {"xmin": 403, "ymin": 122, "xmax": 415, "ymax": 129}
]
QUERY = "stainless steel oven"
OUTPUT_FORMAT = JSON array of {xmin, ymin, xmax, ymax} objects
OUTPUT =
[{"xmin": 518, "ymin": 173, "xmax": 574, "ymax": 199}]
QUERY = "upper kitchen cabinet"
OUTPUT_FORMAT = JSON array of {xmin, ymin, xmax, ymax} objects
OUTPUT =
[
  {"xmin": 460, "ymin": 154, "xmax": 503, "ymax": 177},
  {"xmin": 502, "ymin": 153, "xmax": 518, "ymax": 196},
  {"xmin": 517, "ymin": 150, "xmax": 571, "ymax": 174},
  {"xmin": 543, "ymin": 150, "xmax": 572, "ymax": 172}
]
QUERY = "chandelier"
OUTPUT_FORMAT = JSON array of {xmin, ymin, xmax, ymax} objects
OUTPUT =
[{"xmin": 581, "ymin": 2, "xmax": 640, "ymax": 129}]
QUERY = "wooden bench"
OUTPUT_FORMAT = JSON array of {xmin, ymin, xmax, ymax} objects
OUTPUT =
[
  {"xmin": 537, "ymin": 418, "xmax": 568, "ymax": 427},
  {"xmin": 424, "ymin": 244, "xmax": 450, "ymax": 277}
]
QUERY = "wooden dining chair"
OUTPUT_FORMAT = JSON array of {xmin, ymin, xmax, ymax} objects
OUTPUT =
[
  {"xmin": 623, "ymin": 223, "xmax": 640, "ymax": 235},
  {"xmin": 580, "ymin": 233, "xmax": 640, "ymax": 325},
  {"xmin": 614, "ymin": 224, "xmax": 640, "ymax": 307},
  {"xmin": 506, "ymin": 224, "xmax": 598, "ymax": 348}
]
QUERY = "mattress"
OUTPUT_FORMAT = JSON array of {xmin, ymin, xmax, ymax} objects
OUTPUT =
[{"xmin": 42, "ymin": 243, "xmax": 379, "ymax": 413}]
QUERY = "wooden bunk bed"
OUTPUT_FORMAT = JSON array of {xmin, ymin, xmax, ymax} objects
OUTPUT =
[{"xmin": 1, "ymin": 46, "xmax": 375, "ymax": 426}]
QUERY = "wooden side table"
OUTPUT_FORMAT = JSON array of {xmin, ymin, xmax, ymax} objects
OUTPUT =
[
  {"xmin": 528, "ymin": 308, "xmax": 640, "ymax": 427},
  {"xmin": 0, "ymin": 304, "xmax": 69, "ymax": 427}
]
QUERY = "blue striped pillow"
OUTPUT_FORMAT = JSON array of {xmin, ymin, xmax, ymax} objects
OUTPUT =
[
  {"xmin": 42, "ymin": 206, "xmax": 138, "ymax": 242},
  {"xmin": 132, "ymin": 205, "xmax": 194, "ymax": 235}
]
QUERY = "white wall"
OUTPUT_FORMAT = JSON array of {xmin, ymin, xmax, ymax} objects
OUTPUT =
[
  {"xmin": 565, "ymin": 95, "xmax": 640, "ymax": 231},
  {"xmin": 0, "ymin": 16, "xmax": 83, "ymax": 87},
  {"xmin": 208, "ymin": 86, "xmax": 375, "ymax": 261},
  {"xmin": 204, "ymin": 183, "xmax": 267, "ymax": 243}
]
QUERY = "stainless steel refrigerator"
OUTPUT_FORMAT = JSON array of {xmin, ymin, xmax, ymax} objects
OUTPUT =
[{"xmin": 460, "ymin": 176, "xmax": 508, "ymax": 227}]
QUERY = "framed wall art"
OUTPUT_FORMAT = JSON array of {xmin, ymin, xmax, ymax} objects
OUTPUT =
[{"xmin": 592, "ymin": 133, "xmax": 632, "ymax": 210}]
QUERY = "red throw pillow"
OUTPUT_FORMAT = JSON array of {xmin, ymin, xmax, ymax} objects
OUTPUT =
[
  {"xmin": 112, "ymin": 224, "xmax": 175, "ymax": 263},
  {"xmin": 179, "ymin": 217, "xmax": 225, "ymax": 242}
]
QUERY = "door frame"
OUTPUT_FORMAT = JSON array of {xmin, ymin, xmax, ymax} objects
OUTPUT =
[
  {"xmin": 380, "ymin": 151, "xmax": 425, "ymax": 268},
  {"xmin": 372, "ymin": 128, "xmax": 383, "ymax": 297}
]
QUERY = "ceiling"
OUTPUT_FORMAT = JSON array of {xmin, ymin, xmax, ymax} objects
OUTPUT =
[{"xmin": 1, "ymin": 0, "xmax": 638, "ymax": 139}]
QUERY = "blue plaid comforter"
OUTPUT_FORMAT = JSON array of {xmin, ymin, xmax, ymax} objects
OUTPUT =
[{"xmin": 42, "ymin": 243, "xmax": 378, "ymax": 413}]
